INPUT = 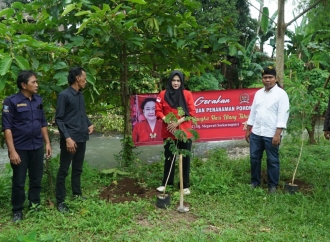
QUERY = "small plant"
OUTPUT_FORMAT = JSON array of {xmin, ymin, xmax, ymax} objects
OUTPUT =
[
  {"xmin": 114, "ymin": 136, "xmax": 138, "ymax": 167},
  {"xmin": 289, "ymin": 123, "xmax": 304, "ymax": 186},
  {"xmin": 286, "ymin": 83, "xmax": 308, "ymax": 191}
]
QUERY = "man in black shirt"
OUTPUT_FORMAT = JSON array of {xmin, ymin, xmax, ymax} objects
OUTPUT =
[{"xmin": 55, "ymin": 67, "xmax": 94, "ymax": 212}]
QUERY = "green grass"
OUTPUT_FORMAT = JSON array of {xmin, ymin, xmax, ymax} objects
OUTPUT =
[{"xmin": 1, "ymin": 140, "xmax": 330, "ymax": 241}]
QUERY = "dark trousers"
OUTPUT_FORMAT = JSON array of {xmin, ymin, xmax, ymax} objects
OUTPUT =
[
  {"xmin": 56, "ymin": 139, "xmax": 86, "ymax": 204},
  {"xmin": 250, "ymin": 133, "xmax": 280, "ymax": 188},
  {"xmin": 11, "ymin": 147, "xmax": 44, "ymax": 213},
  {"xmin": 162, "ymin": 139, "xmax": 192, "ymax": 189}
]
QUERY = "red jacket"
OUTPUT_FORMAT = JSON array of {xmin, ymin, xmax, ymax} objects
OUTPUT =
[{"xmin": 155, "ymin": 90, "xmax": 196, "ymax": 139}]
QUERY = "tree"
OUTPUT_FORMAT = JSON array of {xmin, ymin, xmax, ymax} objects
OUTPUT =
[
  {"xmin": 276, "ymin": 0, "xmax": 324, "ymax": 85},
  {"xmin": 194, "ymin": 0, "xmax": 256, "ymax": 46},
  {"xmin": 0, "ymin": 0, "xmax": 232, "ymax": 165},
  {"xmin": 192, "ymin": 0, "xmax": 259, "ymax": 88},
  {"xmin": 286, "ymin": 53, "xmax": 330, "ymax": 144},
  {"xmin": 66, "ymin": 0, "xmax": 230, "ymax": 165}
]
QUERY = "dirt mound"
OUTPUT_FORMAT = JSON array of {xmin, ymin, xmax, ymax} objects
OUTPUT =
[{"xmin": 99, "ymin": 177, "xmax": 159, "ymax": 203}]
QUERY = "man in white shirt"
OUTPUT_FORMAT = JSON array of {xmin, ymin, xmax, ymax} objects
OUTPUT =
[{"xmin": 245, "ymin": 66, "xmax": 290, "ymax": 194}]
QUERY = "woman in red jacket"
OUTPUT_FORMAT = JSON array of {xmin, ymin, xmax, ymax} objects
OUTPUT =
[{"xmin": 155, "ymin": 70, "xmax": 196, "ymax": 195}]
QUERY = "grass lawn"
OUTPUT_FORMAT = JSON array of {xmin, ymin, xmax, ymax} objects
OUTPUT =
[{"xmin": 1, "ymin": 139, "xmax": 330, "ymax": 241}]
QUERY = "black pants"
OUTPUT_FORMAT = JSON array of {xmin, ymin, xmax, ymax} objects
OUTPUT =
[
  {"xmin": 11, "ymin": 147, "xmax": 44, "ymax": 213},
  {"xmin": 162, "ymin": 139, "xmax": 192, "ymax": 189},
  {"xmin": 56, "ymin": 139, "xmax": 86, "ymax": 204}
]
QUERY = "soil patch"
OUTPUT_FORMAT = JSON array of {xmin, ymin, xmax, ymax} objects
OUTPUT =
[
  {"xmin": 284, "ymin": 179, "xmax": 313, "ymax": 193},
  {"xmin": 99, "ymin": 177, "xmax": 159, "ymax": 203},
  {"xmin": 246, "ymin": 170, "xmax": 313, "ymax": 194},
  {"xmin": 99, "ymin": 177, "xmax": 193, "ymax": 209}
]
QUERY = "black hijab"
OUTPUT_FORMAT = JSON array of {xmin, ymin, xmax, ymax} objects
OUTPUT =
[{"xmin": 164, "ymin": 70, "xmax": 190, "ymax": 116}]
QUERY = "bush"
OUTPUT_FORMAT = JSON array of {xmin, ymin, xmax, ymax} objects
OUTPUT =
[{"xmin": 186, "ymin": 70, "xmax": 224, "ymax": 91}]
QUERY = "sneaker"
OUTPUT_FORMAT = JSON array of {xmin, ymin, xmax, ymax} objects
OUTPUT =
[
  {"xmin": 13, "ymin": 211, "xmax": 23, "ymax": 222},
  {"xmin": 183, "ymin": 188, "xmax": 191, "ymax": 195},
  {"xmin": 57, "ymin": 202, "xmax": 69, "ymax": 213},
  {"xmin": 268, "ymin": 187, "xmax": 276, "ymax": 194},
  {"xmin": 156, "ymin": 186, "xmax": 165, "ymax": 192}
]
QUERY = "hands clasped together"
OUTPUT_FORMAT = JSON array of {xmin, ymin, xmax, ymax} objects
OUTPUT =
[{"xmin": 167, "ymin": 121, "xmax": 180, "ymax": 134}]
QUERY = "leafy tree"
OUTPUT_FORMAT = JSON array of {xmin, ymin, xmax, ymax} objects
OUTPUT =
[
  {"xmin": 286, "ymin": 55, "xmax": 330, "ymax": 144},
  {"xmin": 185, "ymin": 70, "xmax": 224, "ymax": 91},
  {"xmin": 192, "ymin": 0, "xmax": 261, "ymax": 89},
  {"xmin": 286, "ymin": 15, "xmax": 311, "ymax": 59},
  {"xmin": 276, "ymin": 0, "xmax": 324, "ymax": 85},
  {"xmin": 194, "ymin": 0, "xmax": 256, "ymax": 45},
  {"xmin": 0, "ymin": 0, "xmax": 232, "ymax": 166}
]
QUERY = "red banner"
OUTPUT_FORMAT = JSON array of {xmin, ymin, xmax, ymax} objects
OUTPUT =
[{"xmin": 130, "ymin": 88, "xmax": 258, "ymax": 146}]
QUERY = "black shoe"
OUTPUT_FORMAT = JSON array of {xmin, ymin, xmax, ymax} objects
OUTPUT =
[
  {"xmin": 268, "ymin": 187, "xmax": 276, "ymax": 194},
  {"xmin": 57, "ymin": 202, "xmax": 69, "ymax": 213},
  {"xmin": 13, "ymin": 211, "xmax": 23, "ymax": 222},
  {"xmin": 73, "ymin": 195, "xmax": 87, "ymax": 201}
]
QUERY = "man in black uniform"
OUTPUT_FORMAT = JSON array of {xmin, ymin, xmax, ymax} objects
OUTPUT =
[
  {"xmin": 55, "ymin": 67, "xmax": 94, "ymax": 212},
  {"xmin": 2, "ymin": 70, "xmax": 52, "ymax": 222}
]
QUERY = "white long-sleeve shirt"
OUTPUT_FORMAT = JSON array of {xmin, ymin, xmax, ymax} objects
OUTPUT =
[{"xmin": 247, "ymin": 85, "xmax": 290, "ymax": 138}]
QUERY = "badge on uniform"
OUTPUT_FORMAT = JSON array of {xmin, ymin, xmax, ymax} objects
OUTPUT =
[
  {"xmin": 17, "ymin": 103, "xmax": 27, "ymax": 107},
  {"xmin": 3, "ymin": 105, "xmax": 9, "ymax": 113}
]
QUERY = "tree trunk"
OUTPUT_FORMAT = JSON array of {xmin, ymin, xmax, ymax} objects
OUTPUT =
[
  {"xmin": 306, "ymin": 127, "xmax": 316, "ymax": 144},
  {"xmin": 276, "ymin": 0, "xmax": 285, "ymax": 86},
  {"xmin": 122, "ymin": 44, "xmax": 131, "ymax": 137},
  {"xmin": 120, "ymin": 44, "xmax": 134, "ymax": 167}
]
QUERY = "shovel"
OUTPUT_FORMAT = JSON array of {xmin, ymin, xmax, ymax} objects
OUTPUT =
[{"xmin": 177, "ymin": 154, "xmax": 189, "ymax": 213}]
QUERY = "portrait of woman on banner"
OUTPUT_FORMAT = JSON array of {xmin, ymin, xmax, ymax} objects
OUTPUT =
[{"xmin": 132, "ymin": 97, "xmax": 163, "ymax": 144}]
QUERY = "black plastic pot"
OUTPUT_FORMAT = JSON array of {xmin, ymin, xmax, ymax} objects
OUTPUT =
[
  {"xmin": 156, "ymin": 194, "xmax": 171, "ymax": 208},
  {"xmin": 284, "ymin": 183, "xmax": 299, "ymax": 194}
]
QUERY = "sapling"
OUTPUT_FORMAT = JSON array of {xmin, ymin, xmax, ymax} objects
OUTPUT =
[{"xmin": 290, "ymin": 122, "xmax": 304, "ymax": 186}]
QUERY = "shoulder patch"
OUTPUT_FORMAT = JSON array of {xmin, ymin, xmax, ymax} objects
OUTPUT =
[
  {"xmin": 3, "ymin": 105, "xmax": 9, "ymax": 113},
  {"xmin": 156, "ymin": 97, "xmax": 161, "ymax": 102}
]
